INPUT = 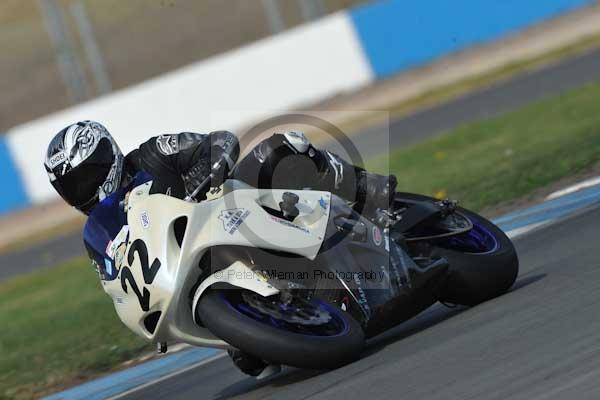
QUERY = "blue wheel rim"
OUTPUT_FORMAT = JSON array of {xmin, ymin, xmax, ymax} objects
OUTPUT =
[
  {"xmin": 438, "ymin": 218, "xmax": 499, "ymax": 254},
  {"xmin": 221, "ymin": 292, "xmax": 350, "ymax": 337}
]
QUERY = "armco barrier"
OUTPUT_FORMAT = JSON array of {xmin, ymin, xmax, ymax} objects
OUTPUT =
[
  {"xmin": 0, "ymin": 137, "xmax": 30, "ymax": 214},
  {"xmin": 1, "ymin": 0, "xmax": 597, "ymax": 215},
  {"xmin": 5, "ymin": 12, "xmax": 372, "ymax": 207},
  {"xmin": 349, "ymin": 0, "xmax": 597, "ymax": 78},
  {"xmin": 350, "ymin": 0, "xmax": 595, "ymax": 78}
]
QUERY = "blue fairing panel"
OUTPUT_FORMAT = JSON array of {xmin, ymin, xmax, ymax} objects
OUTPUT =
[{"xmin": 84, "ymin": 172, "xmax": 152, "ymax": 280}]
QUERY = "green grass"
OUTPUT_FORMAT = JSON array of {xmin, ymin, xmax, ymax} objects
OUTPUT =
[
  {"xmin": 3, "ymin": 82, "xmax": 600, "ymax": 399},
  {"xmin": 0, "ymin": 258, "xmax": 151, "ymax": 400},
  {"xmin": 368, "ymin": 82, "xmax": 600, "ymax": 211}
]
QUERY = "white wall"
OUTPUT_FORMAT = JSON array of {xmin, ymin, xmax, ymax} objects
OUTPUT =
[{"xmin": 7, "ymin": 11, "xmax": 373, "ymax": 204}]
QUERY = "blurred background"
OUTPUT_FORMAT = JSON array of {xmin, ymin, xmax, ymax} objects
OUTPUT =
[
  {"xmin": 2, "ymin": 0, "xmax": 600, "ymax": 399},
  {"xmin": 1, "ymin": 0, "xmax": 366, "ymax": 131}
]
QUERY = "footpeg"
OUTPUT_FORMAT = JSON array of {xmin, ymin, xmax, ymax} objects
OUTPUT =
[{"xmin": 256, "ymin": 364, "xmax": 282, "ymax": 380}]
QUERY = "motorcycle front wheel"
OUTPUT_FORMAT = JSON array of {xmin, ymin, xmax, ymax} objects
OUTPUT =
[{"xmin": 196, "ymin": 287, "xmax": 365, "ymax": 369}]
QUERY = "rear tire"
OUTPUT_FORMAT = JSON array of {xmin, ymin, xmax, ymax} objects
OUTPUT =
[
  {"xmin": 395, "ymin": 193, "xmax": 519, "ymax": 306},
  {"xmin": 196, "ymin": 288, "xmax": 365, "ymax": 369}
]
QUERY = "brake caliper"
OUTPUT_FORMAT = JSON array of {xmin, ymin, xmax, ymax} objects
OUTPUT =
[{"xmin": 437, "ymin": 198, "xmax": 458, "ymax": 217}]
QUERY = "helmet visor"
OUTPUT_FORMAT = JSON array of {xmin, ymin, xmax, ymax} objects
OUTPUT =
[
  {"xmin": 51, "ymin": 138, "xmax": 115, "ymax": 213},
  {"xmin": 52, "ymin": 162, "xmax": 112, "ymax": 212}
]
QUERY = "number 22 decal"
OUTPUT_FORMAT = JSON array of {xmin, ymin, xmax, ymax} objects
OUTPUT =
[{"xmin": 120, "ymin": 239, "xmax": 161, "ymax": 311}]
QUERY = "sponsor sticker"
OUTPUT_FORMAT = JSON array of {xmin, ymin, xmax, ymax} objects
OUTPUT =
[
  {"xmin": 105, "ymin": 240, "xmax": 114, "ymax": 257},
  {"xmin": 114, "ymin": 244, "xmax": 127, "ymax": 270},
  {"xmin": 219, "ymin": 208, "xmax": 250, "ymax": 235},
  {"xmin": 104, "ymin": 258, "xmax": 113, "ymax": 276},
  {"xmin": 318, "ymin": 197, "xmax": 329, "ymax": 210},
  {"xmin": 372, "ymin": 226, "xmax": 383, "ymax": 246},
  {"xmin": 269, "ymin": 215, "xmax": 310, "ymax": 234},
  {"xmin": 353, "ymin": 273, "xmax": 371, "ymax": 314},
  {"xmin": 156, "ymin": 135, "xmax": 179, "ymax": 155},
  {"xmin": 109, "ymin": 226, "xmax": 130, "ymax": 254},
  {"xmin": 141, "ymin": 211, "xmax": 150, "ymax": 229},
  {"xmin": 104, "ymin": 226, "xmax": 130, "ymax": 278},
  {"xmin": 48, "ymin": 152, "xmax": 67, "ymax": 169}
]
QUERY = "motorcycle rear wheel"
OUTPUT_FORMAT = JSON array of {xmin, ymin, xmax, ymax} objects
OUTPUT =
[{"xmin": 394, "ymin": 193, "xmax": 519, "ymax": 306}]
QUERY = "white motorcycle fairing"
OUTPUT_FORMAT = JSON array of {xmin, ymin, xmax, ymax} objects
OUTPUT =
[{"xmin": 99, "ymin": 180, "xmax": 331, "ymax": 349}]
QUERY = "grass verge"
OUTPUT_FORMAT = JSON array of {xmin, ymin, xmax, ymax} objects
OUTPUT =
[
  {"xmin": 0, "ymin": 259, "xmax": 151, "ymax": 400},
  {"xmin": 367, "ymin": 82, "xmax": 600, "ymax": 211},
  {"xmin": 2, "ymin": 82, "xmax": 600, "ymax": 399}
]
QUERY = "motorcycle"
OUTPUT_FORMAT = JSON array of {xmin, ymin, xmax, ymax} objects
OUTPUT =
[{"xmin": 84, "ymin": 157, "xmax": 519, "ymax": 370}]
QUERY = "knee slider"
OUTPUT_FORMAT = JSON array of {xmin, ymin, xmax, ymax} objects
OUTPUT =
[{"xmin": 283, "ymin": 131, "xmax": 310, "ymax": 154}]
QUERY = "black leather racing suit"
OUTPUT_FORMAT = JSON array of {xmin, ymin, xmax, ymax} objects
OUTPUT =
[
  {"xmin": 123, "ymin": 131, "xmax": 368, "ymax": 207},
  {"xmin": 123, "ymin": 131, "xmax": 239, "ymax": 199}
]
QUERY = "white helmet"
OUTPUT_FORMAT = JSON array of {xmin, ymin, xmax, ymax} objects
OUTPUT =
[{"xmin": 44, "ymin": 121, "xmax": 124, "ymax": 214}]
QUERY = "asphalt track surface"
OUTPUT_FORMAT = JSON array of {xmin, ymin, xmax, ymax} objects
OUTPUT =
[
  {"xmin": 118, "ymin": 203, "xmax": 600, "ymax": 400},
  {"xmin": 3, "ymin": 47, "xmax": 600, "ymax": 281},
  {"xmin": 350, "ymin": 45, "xmax": 600, "ymax": 156}
]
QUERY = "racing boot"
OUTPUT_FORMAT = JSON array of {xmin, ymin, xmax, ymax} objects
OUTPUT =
[
  {"xmin": 355, "ymin": 171, "xmax": 398, "ymax": 218},
  {"xmin": 228, "ymin": 349, "xmax": 282, "ymax": 379},
  {"xmin": 234, "ymin": 131, "xmax": 396, "ymax": 217},
  {"xmin": 228, "ymin": 349, "xmax": 268, "ymax": 377},
  {"xmin": 309, "ymin": 143, "xmax": 397, "ymax": 218}
]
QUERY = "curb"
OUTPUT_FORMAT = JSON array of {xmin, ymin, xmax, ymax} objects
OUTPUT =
[{"xmin": 43, "ymin": 348, "xmax": 223, "ymax": 400}]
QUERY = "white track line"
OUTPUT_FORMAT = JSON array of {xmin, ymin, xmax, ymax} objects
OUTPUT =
[
  {"xmin": 546, "ymin": 176, "xmax": 600, "ymax": 200},
  {"xmin": 105, "ymin": 352, "xmax": 227, "ymax": 400},
  {"xmin": 505, "ymin": 221, "xmax": 549, "ymax": 239}
]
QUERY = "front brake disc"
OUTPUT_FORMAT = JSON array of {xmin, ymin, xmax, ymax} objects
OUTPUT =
[{"xmin": 241, "ymin": 291, "xmax": 332, "ymax": 326}]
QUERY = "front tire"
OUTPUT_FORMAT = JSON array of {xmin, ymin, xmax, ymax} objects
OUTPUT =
[
  {"xmin": 196, "ymin": 288, "xmax": 365, "ymax": 369},
  {"xmin": 395, "ymin": 193, "xmax": 519, "ymax": 306}
]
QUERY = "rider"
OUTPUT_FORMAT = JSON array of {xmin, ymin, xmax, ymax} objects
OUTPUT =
[{"xmin": 44, "ymin": 120, "xmax": 397, "ymax": 375}]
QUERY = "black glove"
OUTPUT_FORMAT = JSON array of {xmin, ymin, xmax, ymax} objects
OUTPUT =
[
  {"xmin": 182, "ymin": 158, "xmax": 211, "ymax": 199},
  {"xmin": 209, "ymin": 131, "xmax": 240, "ymax": 167},
  {"xmin": 182, "ymin": 135, "xmax": 240, "ymax": 199},
  {"xmin": 207, "ymin": 145, "xmax": 234, "ymax": 187}
]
